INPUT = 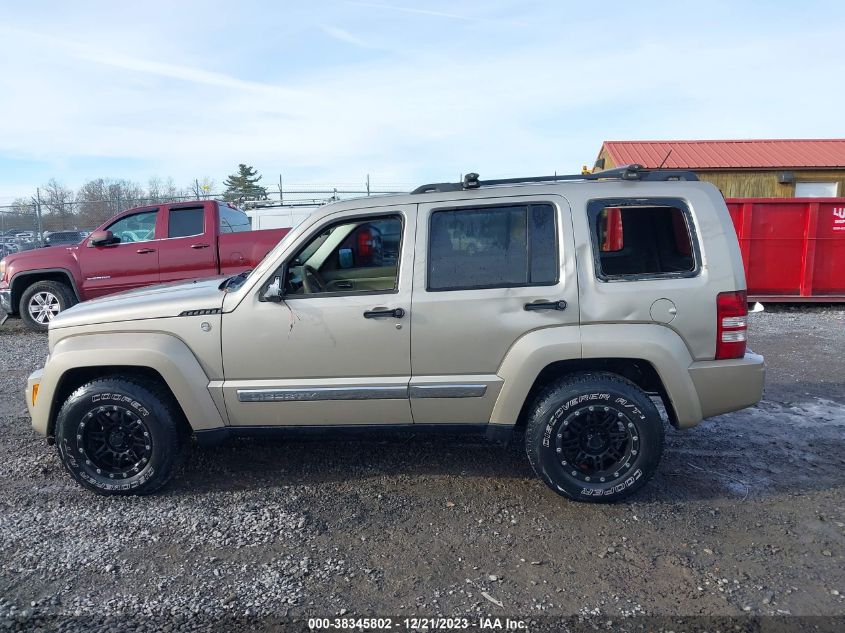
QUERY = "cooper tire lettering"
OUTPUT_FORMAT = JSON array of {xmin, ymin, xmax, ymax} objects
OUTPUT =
[{"xmin": 55, "ymin": 377, "xmax": 183, "ymax": 496}]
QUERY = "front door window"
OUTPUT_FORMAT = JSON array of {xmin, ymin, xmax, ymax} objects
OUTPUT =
[
  {"xmin": 106, "ymin": 211, "xmax": 157, "ymax": 243},
  {"xmin": 285, "ymin": 215, "xmax": 402, "ymax": 296}
]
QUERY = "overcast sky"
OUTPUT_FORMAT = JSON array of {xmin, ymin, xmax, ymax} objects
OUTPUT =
[{"xmin": 1, "ymin": 0, "xmax": 844, "ymax": 201}]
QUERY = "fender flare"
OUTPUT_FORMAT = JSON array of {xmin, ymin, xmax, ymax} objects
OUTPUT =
[
  {"xmin": 10, "ymin": 268, "xmax": 81, "ymax": 311},
  {"xmin": 35, "ymin": 332, "xmax": 226, "ymax": 437},
  {"xmin": 490, "ymin": 323, "xmax": 703, "ymax": 429},
  {"xmin": 490, "ymin": 325, "xmax": 582, "ymax": 425},
  {"xmin": 580, "ymin": 323, "xmax": 702, "ymax": 427}
]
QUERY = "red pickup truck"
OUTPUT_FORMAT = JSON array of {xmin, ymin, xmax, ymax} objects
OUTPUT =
[{"xmin": 0, "ymin": 200, "xmax": 288, "ymax": 330}]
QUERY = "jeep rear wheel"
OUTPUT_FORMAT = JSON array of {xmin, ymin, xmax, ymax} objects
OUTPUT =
[
  {"xmin": 55, "ymin": 377, "xmax": 186, "ymax": 496},
  {"xmin": 19, "ymin": 280, "xmax": 76, "ymax": 331},
  {"xmin": 525, "ymin": 372, "xmax": 664, "ymax": 503}
]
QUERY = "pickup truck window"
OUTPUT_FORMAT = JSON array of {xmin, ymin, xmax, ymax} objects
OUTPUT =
[
  {"xmin": 168, "ymin": 207, "xmax": 204, "ymax": 238},
  {"xmin": 428, "ymin": 203, "xmax": 558, "ymax": 291},
  {"xmin": 219, "ymin": 205, "xmax": 251, "ymax": 233},
  {"xmin": 285, "ymin": 215, "xmax": 402, "ymax": 296},
  {"xmin": 106, "ymin": 210, "xmax": 157, "ymax": 243}
]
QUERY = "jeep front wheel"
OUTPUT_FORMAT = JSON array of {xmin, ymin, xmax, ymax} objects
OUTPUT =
[
  {"xmin": 525, "ymin": 372, "xmax": 664, "ymax": 502},
  {"xmin": 19, "ymin": 280, "xmax": 76, "ymax": 331},
  {"xmin": 55, "ymin": 377, "xmax": 186, "ymax": 495}
]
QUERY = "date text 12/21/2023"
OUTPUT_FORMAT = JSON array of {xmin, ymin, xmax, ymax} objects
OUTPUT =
[{"xmin": 307, "ymin": 616, "xmax": 528, "ymax": 630}]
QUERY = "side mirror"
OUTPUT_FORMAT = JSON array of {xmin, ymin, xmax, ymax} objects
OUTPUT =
[
  {"xmin": 89, "ymin": 229, "xmax": 116, "ymax": 247},
  {"xmin": 338, "ymin": 247, "xmax": 353, "ymax": 269},
  {"xmin": 262, "ymin": 276, "xmax": 284, "ymax": 303}
]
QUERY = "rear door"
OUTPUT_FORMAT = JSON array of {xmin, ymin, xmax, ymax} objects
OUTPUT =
[
  {"xmin": 157, "ymin": 203, "xmax": 219, "ymax": 283},
  {"xmin": 410, "ymin": 195, "xmax": 579, "ymax": 424},
  {"xmin": 77, "ymin": 208, "xmax": 161, "ymax": 298}
]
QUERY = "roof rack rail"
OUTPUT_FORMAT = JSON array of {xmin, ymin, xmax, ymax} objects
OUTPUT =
[{"xmin": 411, "ymin": 164, "xmax": 699, "ymax": 194}]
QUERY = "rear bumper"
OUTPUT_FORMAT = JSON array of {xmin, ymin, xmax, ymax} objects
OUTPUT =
[{"xmin": 688, "ymin": 351, "xmax": 765, "ymax": 421}]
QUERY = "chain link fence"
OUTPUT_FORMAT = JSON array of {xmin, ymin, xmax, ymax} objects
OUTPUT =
[{"xmin": 0, "ymin": 183, "xmax": 408, "ymax": 257}]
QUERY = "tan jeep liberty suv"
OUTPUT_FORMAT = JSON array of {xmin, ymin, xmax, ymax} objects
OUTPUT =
[{"xmin": 26, "ymin": 165, "xmax": 765, "ymax": 501}]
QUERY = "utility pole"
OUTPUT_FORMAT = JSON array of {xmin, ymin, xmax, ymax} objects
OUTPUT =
[
  {"xmin": 366, "ymin": 174, "xmax": 370, "ymax": 196},
  {"xmin": 34, "ymin": 189, "xmax": 45, "ymax": 247},
  {"xmin": 279, "ymin": 174, "xmax": 283, "ymax": 204}
]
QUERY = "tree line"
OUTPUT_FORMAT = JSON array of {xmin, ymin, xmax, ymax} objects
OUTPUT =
[{"xmin": 4, "ymin": 164, "xmax": 268, "ymax": 231}]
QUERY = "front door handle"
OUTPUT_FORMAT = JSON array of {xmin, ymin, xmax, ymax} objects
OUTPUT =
[
  {"xmin": 190, "ymin": 243, "xmax": 210, "ymax": 249},
  {"xmin": 524, "ymin": 300, "xmax": 567, "ymax": 311},
  {"xmin": 363, "ymin": 308, "xmax": 405, "ymax": 319},
  {"xmin": 136, "ymin": 248, "xmax": 156, "ymax": 254}
]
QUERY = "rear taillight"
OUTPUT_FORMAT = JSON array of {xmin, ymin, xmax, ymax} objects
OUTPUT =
[{"xmin": 716, "ymin": 290, "xmax": 748, "ymax": 359}]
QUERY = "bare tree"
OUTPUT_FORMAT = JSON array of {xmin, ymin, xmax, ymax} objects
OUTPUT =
[
  {"xmin": 41, "ymin": 178, "xmax": 75, "ymax": 230},
  {"xmin": 148, "ymin": 176, "xmax": 186, "ymax": 204},
  {"xmin": 191, "ymin": 177, "xmax": 216, "ymax": 200},
  {"xmin": 75, "ymin": 178, "xmax": 145, "ymax": 228},
  {"xmin": 2, "ymin": 198, "xmax": 37, "ymax": 232}
]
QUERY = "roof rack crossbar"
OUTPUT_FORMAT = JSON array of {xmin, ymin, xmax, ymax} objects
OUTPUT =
[{"xmin": 411, "ymin": 164, "xmax": 699, "ymax": 194}]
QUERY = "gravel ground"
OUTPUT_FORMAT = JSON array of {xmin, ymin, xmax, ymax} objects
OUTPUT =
[{"xmin": 0, "ymin": 307, "xmax": 844, "ymax": 631}]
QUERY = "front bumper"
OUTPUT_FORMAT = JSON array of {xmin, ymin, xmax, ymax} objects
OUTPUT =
[
  {"xmin": 27, "ymin": 369, "xmax": 47, "ymax": 438},
  {"xmin": 688, "ymin": 351, "xmax": 765, "ymax": 420},
  {"xmin": 0, "ymin": 288, "xmax": 11, "ymax": 314}
]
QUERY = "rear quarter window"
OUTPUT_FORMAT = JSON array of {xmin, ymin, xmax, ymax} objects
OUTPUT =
[
  {"xmin": 588, "ymin": 198, "xmax": 699, "ymax": 280},
  {"xmin": 218, "ymin": 204, "xmax": 252, "ymax": 233}
]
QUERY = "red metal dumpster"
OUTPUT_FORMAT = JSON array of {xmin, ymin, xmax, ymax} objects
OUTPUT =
[{"xmin": 725, "ymin": 198, "xmax": 845, "ymax": 301}]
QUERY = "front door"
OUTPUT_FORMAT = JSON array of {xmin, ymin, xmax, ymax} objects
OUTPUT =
[
  {"xmin": 409, "ymin": 195, "xmax": 580, "ymax": 424},
  {"xmin": 77, "ymin": 208, "xmax": 161, "ymax": 299},
  {"xmin": 220, "ymin": 205, "xmax": 416, "ymax": 427}
]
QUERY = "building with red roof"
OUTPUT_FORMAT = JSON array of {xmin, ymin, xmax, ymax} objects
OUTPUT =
[{"xmin": 594, "ymin": 139, "xmax": 845, "ymax": 197}]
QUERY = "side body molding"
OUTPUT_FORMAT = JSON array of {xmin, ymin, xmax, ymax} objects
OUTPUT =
[{"xmin": 35, "ymin": 332, "xmax": 226, "ymax": 437}]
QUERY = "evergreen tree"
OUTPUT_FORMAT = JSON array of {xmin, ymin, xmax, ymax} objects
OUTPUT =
[{"xmin": 223, "ymin": 164, "xmax": 267, "ymax": 202}]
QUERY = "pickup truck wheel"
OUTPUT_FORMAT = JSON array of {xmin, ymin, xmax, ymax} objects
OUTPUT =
[
  {"xmin": 525, "ymin": 372, "xmax": 664, "ymax": 503},
  {"xmin": 19, "ymin": 280, "xmax": 76, "ymax": 331},
  {"xmin": 55, "ymin": 377, "xmax": 185, "ymax": 496}
]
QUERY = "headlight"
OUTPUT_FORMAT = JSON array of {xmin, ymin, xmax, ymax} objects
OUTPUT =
[{"xmin": 0, "ymin": 259, "xmax": 6, "ymax": 279}]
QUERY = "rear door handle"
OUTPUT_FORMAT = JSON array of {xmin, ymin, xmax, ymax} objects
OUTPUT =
[
  {"xmin": 524, "ymin": 300, "xmax": 567, "ymax": 311},
  {"xmin": 136, "ymin": 248, "xmax": 156, "ymax": 254},
  {"xmin": 363, "ymin": 308, "xmax": 405, "ymax": 319},
  {"xmin": 190, "ymin": 243, "xmax": 210, "ymax": 249}
]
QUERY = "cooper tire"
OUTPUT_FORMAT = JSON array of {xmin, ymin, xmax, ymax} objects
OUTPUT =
[
  {"xmin": 525, "ymin": 372, "xmax": 664, "ymax": 503},
  {"xmin": 19, "ymin": 280, "xmax": 76, "ymax": 331},
  {"xmin": 55, "ymin": 377, "xmax": 185, "ymax": 496}
]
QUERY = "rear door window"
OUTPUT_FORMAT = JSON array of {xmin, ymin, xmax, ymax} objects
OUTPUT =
[
  {"xmin": 168, "ymin": 207, "xmax": 205, "ymax": 238},
  {"xmin": 427, "ymin": 203, "xmax": 558, "ymax": 291}
]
